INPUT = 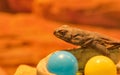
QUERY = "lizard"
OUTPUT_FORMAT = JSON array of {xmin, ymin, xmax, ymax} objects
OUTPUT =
[
  {"xmin": 54, "ymin": 25, "xmax": 120, "ymax": 56},
  {"xmin": 54, "ymin": 25, "xmax": 120, "ymax": 73}
]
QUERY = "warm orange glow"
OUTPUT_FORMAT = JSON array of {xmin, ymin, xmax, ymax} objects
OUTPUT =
[{"xmin": 0, "ymin": 0, "xmax": 120, "ymax": 75}]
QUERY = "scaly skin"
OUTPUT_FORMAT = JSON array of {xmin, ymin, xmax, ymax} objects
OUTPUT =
[
  {"xmin": 54, "ymin": 25, "xmax": 120, "ymax": 56},
  {"xmin": 54, "ymin": 25, "xmax": 120, "ymax": 74}
]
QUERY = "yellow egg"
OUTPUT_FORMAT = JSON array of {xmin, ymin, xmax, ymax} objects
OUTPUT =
[{"xmin": 84, "ymin": 55, "xmax": 117, "ymax": 75}]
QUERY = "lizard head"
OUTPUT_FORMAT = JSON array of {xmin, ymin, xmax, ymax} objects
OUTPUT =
[
  {"xmin": 54, "ymin": 25, "xmax": 71, "ymax": 42},
  {"xmin": 54, "ymin": 25, "xmax": 85, "ymax": 45}
]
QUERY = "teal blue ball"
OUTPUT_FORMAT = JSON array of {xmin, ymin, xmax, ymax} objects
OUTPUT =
[{"xmin": 47, "ymin": 51, "xmax": 78, "ymax": 75}]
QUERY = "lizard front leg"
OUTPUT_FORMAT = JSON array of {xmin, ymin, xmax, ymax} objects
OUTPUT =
[
  {"xmin": 107, "ymin": 41, "xmax": 120, "ymax": 49},
  {"xmin": 91, "ymin": 41, "xmax": 110, "ymax": 56}
]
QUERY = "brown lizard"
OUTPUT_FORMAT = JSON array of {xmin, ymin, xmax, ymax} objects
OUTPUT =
[{"xmin": 54, "ymin": 25, "xmax": 120, "ymax": 56}]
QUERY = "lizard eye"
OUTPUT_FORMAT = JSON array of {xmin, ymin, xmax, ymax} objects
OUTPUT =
[{"xmin": 57, "ymin": 30, "xmax": 68, "ymax": 36}]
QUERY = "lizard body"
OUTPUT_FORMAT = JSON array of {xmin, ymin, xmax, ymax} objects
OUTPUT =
[{"xmin": 54, "ymin": 25, "xmax": 120, "ymax": 56}]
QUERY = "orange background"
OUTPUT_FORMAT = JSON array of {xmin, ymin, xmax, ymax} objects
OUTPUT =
[{"xmin": 0, "ymin": 0, "xmax": 120, "ymax": 75}]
